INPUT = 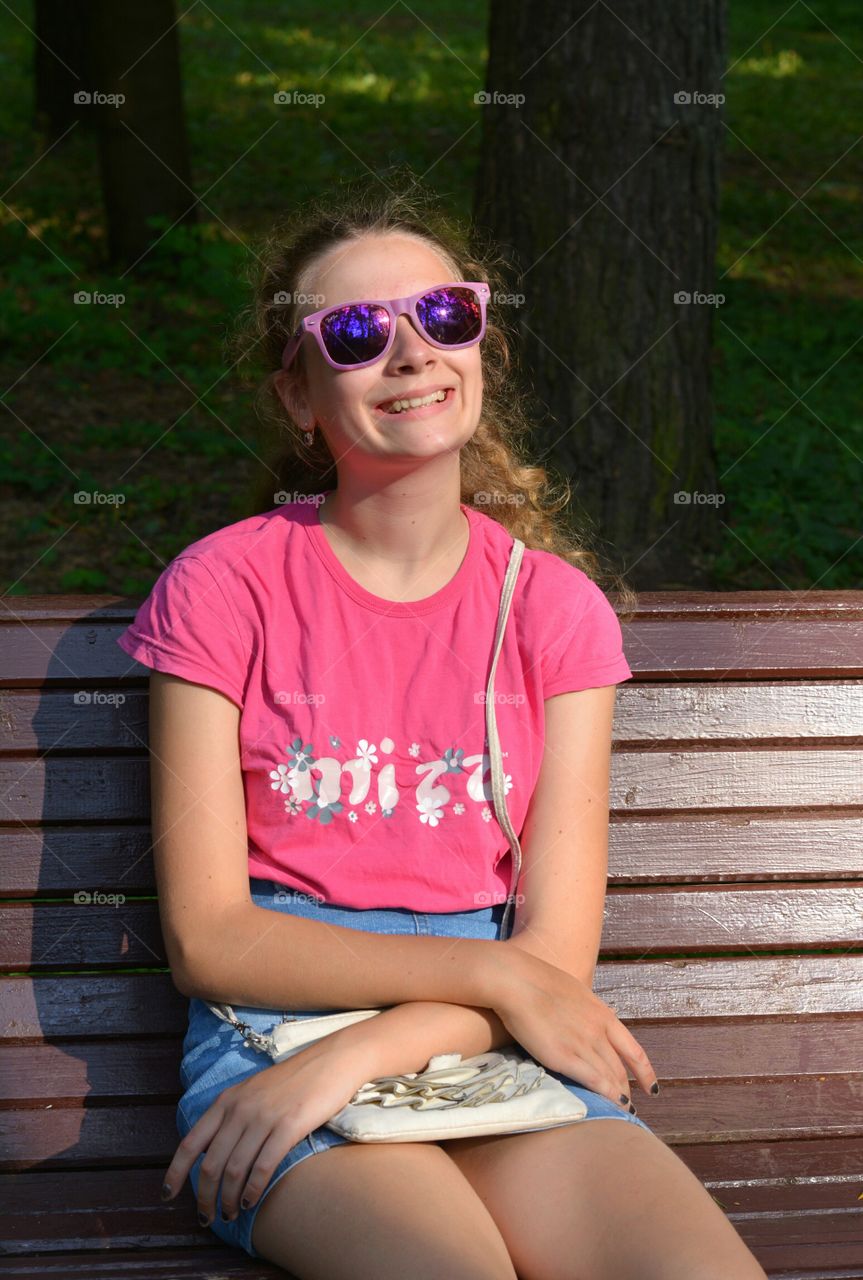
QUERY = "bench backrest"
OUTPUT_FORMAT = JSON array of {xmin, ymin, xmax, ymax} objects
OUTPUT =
[{"xmin": 2, "ymin": 589, "xmax": 862, "ymax": 1273}]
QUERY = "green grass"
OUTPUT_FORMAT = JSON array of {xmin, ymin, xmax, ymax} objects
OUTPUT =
[{"xmin": 0, "ymin": 0, "xmax": 861, "ymax": 593}]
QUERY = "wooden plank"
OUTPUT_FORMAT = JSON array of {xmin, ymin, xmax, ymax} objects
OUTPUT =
[
  {"xmin": 1, "ymin": 958, "xmax": 861, "ymax": 1042},
  {"xmin": 0, "ymin": 689, "xmax": 148, "ymax": 752},
  {"xmin": 616, "ymin": 681, "xmax": 863, "ymax": 741},
  {"xmin": 2, "ymin": 747, "xmax": 862, "ymax": 822},
  {"xmin": 0, "ymin": 759, "xmax": 148, "ymax": 822},
  {"xmin": 0, "ymin": 975, "xmax": 186, "ymax": 1039},
  {"xmin": 2, "ymin": 683, "xmax": 861, "ymax": 754},
  {"xmin": 610, "ymin": 749, "xmax": 863, "ymax": 810},
  {"xmin": 0, "ymin": 829, "xmax": 155, "ymax": 897},
  {"xmin": 0, "ymin": 1247, "xmax": 284, "ymax": 1277},
  {"xmin": 2, "ymin": 1160, "xmax": 861, "ymax": 1273},
  {"xmin": 609, "ymin": 813, "xmax": 863, "ymax": 881},
  {"xmin": 4, "ymin": 814, "xmax": 863, "ymax": 897},
  {"xmin": 3, "ymin": 1017, "xmax": 862, "ymax": 1103},
  {"xmin": 3, "ymin": 887, "xmax": 862, "ymax": 971},
  {"xmin": 2, "ymin": 594, "xmax": 863, "ymax": 686},
  {"xmin": 2, "ymin": 1080, "xmax": 861, "ymax": 1169},
  {"xmin": 622, "ymin": 618, "xmax": 863, "ymax": 677},
  {"xmin": 4, "ymin": 590, "xmax": 863, "ymax": 622}
]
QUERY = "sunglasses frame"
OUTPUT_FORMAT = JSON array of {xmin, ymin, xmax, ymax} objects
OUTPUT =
[{"xmin": 280, "ymin": 281, "xmax": 491, "ymax": 371}]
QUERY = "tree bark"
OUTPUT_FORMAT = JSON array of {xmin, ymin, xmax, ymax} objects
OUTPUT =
[
  {"xmin": 33, "ymin": 0, "xmax": 93, "ymax": 138},
  {"xmin": 87, "ymin": 0, "xmax": 196, "ymax": 270},
  {"xmin": 474, "ymin": 1, "xmax": 727, "ymax": 588}
]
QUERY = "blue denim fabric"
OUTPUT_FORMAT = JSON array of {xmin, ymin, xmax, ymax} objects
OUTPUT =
[{"xmin": 176, "ymin": 878, "xmax": 653, "ymax": 1260}]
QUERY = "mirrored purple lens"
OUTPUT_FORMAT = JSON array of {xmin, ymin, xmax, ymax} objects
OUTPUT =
[
  {"xmin": 416, "ymin": 287, "xmax": 482, "ymax": 344},
  {"xmin": 321, "ymin": 303, "xmax": 391, "ymax": 366}
]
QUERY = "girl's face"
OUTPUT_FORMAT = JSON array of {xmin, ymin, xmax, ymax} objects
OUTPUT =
[{"xmin": 275, "ymin": 233, "xmax": 484, "ymax": 479}]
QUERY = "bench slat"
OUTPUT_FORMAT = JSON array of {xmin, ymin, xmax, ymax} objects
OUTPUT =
[
  {"xmin": 2, "ymin": 746, "xmax": 862, "ymax": 821},
  {"xmin": 3, "ymin": 1017, "xmax": 862, "ymax": 1102},
  {"xmin": 3, "ymin": 958, "xmax": 862, "ymax": 1041},
  {"xmin": 0, "ymin": 1245, "xmax": 284, "ymax": 1278},
  {"xmin": 2, "ymin": 683, "xmax": 861, "ymax": 753},
  {"xmin": 3, "ymin": 886, "xmax": 861, "ymax": 970},
  {"xmin": 1, "ymin": 1080, "xmax": 860, "ymax": 1169},
  {"xmin": 2, "ymin": 595, "xmax": 863, "ymax": 687},
  {"xmin": 1, "ymin": 1155, "xmax": 861, "ymax": 1277},
  {"xmin": 3, "ymin": 814, "xmax": 862, "ymax": 897}
]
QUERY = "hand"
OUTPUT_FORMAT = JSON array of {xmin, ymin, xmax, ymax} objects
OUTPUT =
[
  {"xmin": 492, "ymin": 947, "xmax": 657, "ymax": 1108},
  {"xmin": 162, "ymin": 1034, "xmax": 377, "ymax": 1225}
]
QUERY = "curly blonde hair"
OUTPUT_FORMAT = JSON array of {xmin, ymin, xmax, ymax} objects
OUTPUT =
[{"xmin": 228, "ymin": 167, "xmax": 637, "ymax": 621}]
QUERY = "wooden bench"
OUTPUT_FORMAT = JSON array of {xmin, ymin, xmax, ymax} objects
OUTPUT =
[{"xmin": 2, "ymin": 589, "xmax": 862, "ymax": 1279}]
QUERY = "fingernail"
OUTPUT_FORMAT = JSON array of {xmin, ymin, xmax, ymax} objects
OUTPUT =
[
  {"xmin": 221, "ymin": 1208, "xmax": 231, "ymax": 1221},
  {"xmin": 241, "ymin": 1196, "xmax": 250, "ymax": 1210},
  {"xmin": 618, "ymin": 1093, "xmax": 630, "ymax": 1106},
  {"xmin": 650, "ymin": 1081, "xmax": 660, "ymax": 1095},
  {"xmin": 160, "ymin": 1182, "xmax": 172, "ymax": 1201},
  {"xmin": 628, "ymin": 1103, "xmax": 638, "ymax": 1115},
  {"xmin": 198, "ymin": 1211, "xmax": 209, "ymax": 1227}
]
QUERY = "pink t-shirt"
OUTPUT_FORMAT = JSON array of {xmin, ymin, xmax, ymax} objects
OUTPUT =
[{"xmin": 116, "ymin": 493, "xmax": 633, "ymax": 911}]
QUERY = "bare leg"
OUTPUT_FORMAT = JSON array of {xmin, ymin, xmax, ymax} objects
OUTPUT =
[
  {"xmin": 251, "ymin": 1140, "xmax": 520, "ymax": 1280},
  {"xmin": 440, "ymin": 1120, "xmax": 768, "ymax": 1280}
]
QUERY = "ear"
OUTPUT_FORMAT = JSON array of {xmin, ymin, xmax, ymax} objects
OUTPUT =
[{"xmin": 274, "ymin": 369, "xmax": 312, "ymax": 429}]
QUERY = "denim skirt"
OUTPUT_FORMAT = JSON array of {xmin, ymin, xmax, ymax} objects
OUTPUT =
[{"xmin": 176, "ymin": 877, "xmax": 653, "ymax": 1260}]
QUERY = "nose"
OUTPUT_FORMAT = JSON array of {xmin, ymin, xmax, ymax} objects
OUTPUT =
[{"xmin": 385, "ymin": 313, "xmax": 437, "ymax": 370}]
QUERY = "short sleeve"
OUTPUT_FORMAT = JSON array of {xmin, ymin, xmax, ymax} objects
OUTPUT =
[
  {"xmin": 540, "ymin": 572, "xmax": 633, "ymax": 698},
  {"xmin": 116, "ymin": 554, "xmax": 251, "ymax": 709}
]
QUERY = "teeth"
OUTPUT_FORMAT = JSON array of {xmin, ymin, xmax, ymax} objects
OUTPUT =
[{"xmin": 383, "ymin": 389, "xmax": 448, "ymax": 413}]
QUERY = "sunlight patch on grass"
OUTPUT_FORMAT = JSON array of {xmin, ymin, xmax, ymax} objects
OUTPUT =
[{"xmin": 735, "ymin": 48, "xmax": 805, "ymax": 77}]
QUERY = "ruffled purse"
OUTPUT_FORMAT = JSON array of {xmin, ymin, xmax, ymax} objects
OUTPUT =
[{"xmin": 207, "ymin": 535, "xmax": 588, "ymax": 1141}]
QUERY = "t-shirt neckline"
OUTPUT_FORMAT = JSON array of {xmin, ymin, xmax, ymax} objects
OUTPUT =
[{"xmin": 300, "ymin": 490, "xmax": 481, "ymax": 615}]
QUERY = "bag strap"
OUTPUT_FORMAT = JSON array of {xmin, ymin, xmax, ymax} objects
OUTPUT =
[{"xmin": 486, "ymin": 537, "xmax": 526, "ymax": 940}]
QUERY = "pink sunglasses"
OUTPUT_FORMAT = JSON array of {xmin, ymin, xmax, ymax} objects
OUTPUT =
[{"xmin": 280, "ymin": 281, "xmax": 491, "ymax": 371}]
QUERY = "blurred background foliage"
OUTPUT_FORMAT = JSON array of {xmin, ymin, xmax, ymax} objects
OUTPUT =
[{"xmin": 0, "ymin": 0, "xmax": 860, "ymax": 595}]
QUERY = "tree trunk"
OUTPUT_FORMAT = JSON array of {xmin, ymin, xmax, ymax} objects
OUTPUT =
[
  {"xmin": 33, "ymin": 0, "xmax": 93, "ymax": 138},
  {"xmin": 474, "ymin": 1, "xmax": 727, "ymax": 588},
  {"xmin": 87, "ymin": 0, "xmax": 196, "ymax": 270}
]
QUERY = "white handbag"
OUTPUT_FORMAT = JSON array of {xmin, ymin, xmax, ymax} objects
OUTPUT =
[{"xmin": 207, "ymin": 535, "xmax": 589, "ymax": 1141}]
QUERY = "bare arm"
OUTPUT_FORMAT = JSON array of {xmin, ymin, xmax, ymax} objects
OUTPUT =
[
  {"xmin": 313, "ymin": 684, "xmax": 622, "ymax": 1080},
  {"xmin": 148, "ymin": 672, "xmax": 499, "ymax": 1011}
]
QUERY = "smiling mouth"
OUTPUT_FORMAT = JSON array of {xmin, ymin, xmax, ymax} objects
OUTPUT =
[{"xmin": 376, "ymin": 387, "xmax": 455, "ymax": 414}]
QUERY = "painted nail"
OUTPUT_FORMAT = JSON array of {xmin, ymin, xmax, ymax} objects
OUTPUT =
[
  {"xmin": 198, "ymin": 1211, "xmax": 209, "ymax": 1227},
  {"xmin": 160, "ymin": 1182, "xmax": 172, "ymax": 1201},
  {"xmin": 221, "ymin": 1208, "xmax": 231, "ymax": 1221},
  {"xmin": 628, "ymin": 1103, "xmax": 638, "ymax": 1115},
  {"xmin": 618, "ymin": 1093, "xmax": 630, "ymax": 1106},
  {"xmin": 650, "ymin": 1081, "xmax": 660, "ymax": 1095},
  {"xmin": 241, "ymin": 1196, "xmax": 250, "ymax": 1210}
]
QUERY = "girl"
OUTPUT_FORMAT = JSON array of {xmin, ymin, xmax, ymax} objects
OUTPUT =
[{"xmin": 117, "ymin": 177, "xmax": 767, "ymax": 1279}]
